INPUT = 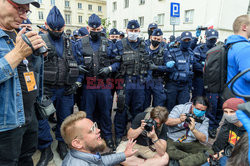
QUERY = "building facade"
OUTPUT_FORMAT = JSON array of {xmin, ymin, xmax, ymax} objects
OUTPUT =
[
  {"xmin": 107, "ymin": 0, "xmax": 250, "ymax": 41},
  {"xmin": 29, "ymin": 0, "xmax": 107, "ymax": 33}
]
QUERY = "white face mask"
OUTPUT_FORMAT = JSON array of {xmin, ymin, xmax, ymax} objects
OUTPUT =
[
  {"xmin": 224, "ymin": 113, "xmax": 239, "ymax": 124},
  {"xmin": 128, "ymin": 32, "xmax": 139, "ymax": 41}
]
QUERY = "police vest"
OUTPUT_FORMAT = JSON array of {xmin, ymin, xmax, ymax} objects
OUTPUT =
[
  {"xmin": 151, "ymin": 46, "xmax": 166, "ymax": 78},
  {"xmin": 120, "ymin": 38, "xmax": 149, "ymax": 76},
  {"xmin": 81, "ymin": 37, "xmax": 113, "ymax": 78},
  {"xmin": 168, "ymin": 47, "xmax": 194, "ymax": 83},
  {"xmin": 42, "ymin": 34, "xmax": 79, "ymax": 86}
]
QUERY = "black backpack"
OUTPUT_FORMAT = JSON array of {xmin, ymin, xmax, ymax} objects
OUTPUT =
[{"xmin": 203, "ymin": 42, "xmax": 244, "ymax": 94}]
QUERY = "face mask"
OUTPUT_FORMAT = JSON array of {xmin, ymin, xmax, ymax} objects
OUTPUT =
[
  {"xmin": 224, "ymin": 114, "xmax": 239, "ymax": 124},
  {"xmin": 48, "ymin": 29, "xmax": 63, "ymax": 40},
  {"xmin": 90, "ymin": 31, "xmax": 101, "ymax": 41},
  {"xmin": 128, "ymin": 32, "xmax": 139, "ymax": 41},
  {"xmin": 206, "ymin": 38, "xmax": 217, "ymax": 48},
  {"xmin": 180, "ymin": 40, "xmax": 191, "ymax": 51},
  {"xmin": 193, "ymin": 108, "xmax": 206, "ymax": 117},
  {"xmin": 112, "ymin": 39, "xmax": 117, "ymax": 43},
  {"xmin": 151, "ymin": 40, "xmax": 160, "ymax": 47},
  {"xmin": 148, "ymin": 30, "xmax": 153, "ymax": 37}
]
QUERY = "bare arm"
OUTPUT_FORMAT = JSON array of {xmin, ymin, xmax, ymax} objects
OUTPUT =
[
  {"xmin": 127, "ymin": 120, "xmax": 146, "ymax": 140},
  {"xmin": 165, "ymin": 114, "xmax": 186, "ymax": 126}
]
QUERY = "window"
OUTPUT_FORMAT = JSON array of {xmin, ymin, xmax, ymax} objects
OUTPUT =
[
  {"xmin": 139, "ymin": 0, "xmax": 145, "ymax": 5},
  {"xmin": 113, "ymin": 20, "xmax": 117, "ymax": 28},
  {"xmin": 88, "ymin": 4, "xmax": 92, "ymax": 11},
  {"xmin": 65, "ymin": 1, "xmax": 70, "ymax": 8},
  {"xmin": 38, "ymin": 0, "xmax": 42, "ymax": 3},
  {"xmin": 38, "ymin": 11, "xmax": 43, "ymax": 20},
  {"xmin": 50, "ymin": 0, "xmax": 55, "ymax": 6},
  {"xmin": 157, "ymin": 13, "xmax": 164, "ymax": 25},
  {"xmin": 124, "ymin": 19, "xmax": 128, "ymax": 28},
  {"xmin": 78, "ymin": 3, "xmax": 82, "ymax": 9},
  {"xmin": 113, "ymin": 2, "xmax": 117, "ymax": 11},
  {"xmin": 138, "ymin": 16, "xmax": 144, "ymax": 27},
  {"xmin": 124, "ymin": 0, "xmax": 129, "ymax": 8},
  {"xmin": 65, "ymin": 14, "xmax": 71, "ymax": 24},
  {"xmin": 98, "ymin": 6, "xmax": 102, "ymax": 12},
  {"xmin": 184, "ymin": 9, "xmax": 194, "ymax": 23},
  {"xmin": 78, "ymin": 16, "xmax": 83, "ymax": 24}
]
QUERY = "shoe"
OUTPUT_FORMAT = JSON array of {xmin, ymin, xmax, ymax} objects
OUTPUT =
[
  {"xmin": 115, "ymin": 137, "xmax": 122, "ymax": 147},
  {"xmin": 208, "ymin": 128, "xmax": 217, "ymax": 139},
  {"xmin": 105, "ymin": 139, "xmax": 116, "ymax": 151},
  {"xmin": 48, "ymin": 114, "xmax": 57, "ymax": 123},
  {"xmin": 57, "ymin": 141, "xmax": 68, "ymax": 160},
  {"xmin": 36, "ymin": 146, "xmax": 53, "ymax": 166}
]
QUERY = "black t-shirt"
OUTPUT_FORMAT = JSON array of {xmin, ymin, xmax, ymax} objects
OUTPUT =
[
  {"xmin": 131, "ymin": 112, "xmax": 168, "ymax": 146},
  {"xmin": 4, "ymin": 30, "xmax": 38, "ymax": 123}
]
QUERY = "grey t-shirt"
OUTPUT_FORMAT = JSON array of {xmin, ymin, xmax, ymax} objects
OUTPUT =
[{"xmin": 167, "ymin": 102, "xmax": 209, "ymax": 143}]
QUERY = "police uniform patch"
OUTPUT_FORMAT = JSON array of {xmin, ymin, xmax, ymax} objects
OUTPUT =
[
  {"xmin": 114, "ymin": 32, "xmax": 116, "ymax": 34},
  {"xmin": 93, "ymin": 25, "xmax": 96, "ymax": 28},
  {"xmin": 132, "ymin": 25, "xmax": 135, "ymax": 29},
  {"xmin": 212, "ymin": 32, "xmax": 215, "ymax": 35},
  {"xmin": 186, "ymin": 32, "xmax": 189, "ymax": 36},
  {"xmin": 157, "ymin": 32, "xmax": 160, "ymax": 35}
]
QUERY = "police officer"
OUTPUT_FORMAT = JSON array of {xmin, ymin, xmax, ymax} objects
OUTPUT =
[
  {"xmin": 37, "ymin": 6, "xmax": 80, "ymax": 165},
  {"xmin": 193, "ymin": 29, "xmax": 223, "ymax": 138},
  {"xmin": 74, "ymin": 14, "xmax": 119, "ymax": 151},
  {"xmin": 145, "ymin": 23, "xmax": 158, "ymax": 47},
  {"xmin": 73, "ymin": 29, "xmax": 81, "ymax": 41},
  {"xmin": 78, "ymin": 27, "xmax": 89, "ymax": 37},
  {"xmin": 165, "ymin": 31, "xmax": 201, "ymax": 111},
  {"xmin": 114, "ymin": 20, "xmax": 149, "ymax": 147},
  {"xmin": 119, "ymin": 31, "xmax": 125, "ymax": 39},
  {"xmin": 143, "ymin": 28, "xmax": 175, "ymax": 109},
  {"xmin": 166, "ymin": 35, "xmax": 175, "ymax": 50},
  {"xmin": 37, "ymin": 25, "xmax": 48, "ymax": 35}
]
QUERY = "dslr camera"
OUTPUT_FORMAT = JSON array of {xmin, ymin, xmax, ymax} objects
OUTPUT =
[
  {"xmin": 185, "ymin": 113, "xmax": 204, "ymax": 124},
  {"xmin": 144, "ymin": 118, "xmax": 157, "ymax": 132}
]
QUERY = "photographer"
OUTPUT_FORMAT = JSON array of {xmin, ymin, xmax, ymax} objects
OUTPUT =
[
  {"xmin": 116, "ymin": 106, "xmax": 169, "ymax": 166},
  {"xmin": 0, "ymin": 0, "xmax": 47, "ymax": 165},
  {"xmin": 166, "ymin": 96, "xmax": 213, "ymax": 166},
  {"xmin": 202, "ymin": 98, "xmax": 246, "ymax": 166}
]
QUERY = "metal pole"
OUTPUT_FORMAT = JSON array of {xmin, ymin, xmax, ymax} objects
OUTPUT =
[{"xmin": 173, "ymin": 25, "xmax": 175, "ymax": 36}]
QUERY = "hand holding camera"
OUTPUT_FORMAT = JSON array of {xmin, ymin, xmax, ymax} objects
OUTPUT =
[
  {"xmin": 180, "ymin": 114, "xmax": 187, "ymax": 122},
  {"xmin": 140, "ymin": 120, "xmax": 147, "ymax": 131},
  {"xmin": 187, "ymin": 117, "xmax": 195, "ymax": 131}
]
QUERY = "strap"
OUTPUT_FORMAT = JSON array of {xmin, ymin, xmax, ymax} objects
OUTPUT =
[{"xmin": 21, "ymin": 34, "xmax": 35, "ymax": 52}]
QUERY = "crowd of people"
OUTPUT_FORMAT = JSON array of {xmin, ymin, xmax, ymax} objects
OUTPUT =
[{"xmin": 0, "ymin": 0, "xmax": 250, "ymax": 166}]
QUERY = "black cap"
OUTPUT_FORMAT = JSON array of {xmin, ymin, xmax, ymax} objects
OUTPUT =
[{"xmin": 11, "ymin": 0, "xmax": 40, "ymax": 8}]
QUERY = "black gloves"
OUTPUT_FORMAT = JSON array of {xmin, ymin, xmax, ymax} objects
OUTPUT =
[
  {"xmin": 78, "ymin": 65, "xmax": 89, "ymax": 74},
  {"xmin": 149, "ymin": 63, "xmax": 159, "ymax": 70},
  {"xmin": 97, "ymin": 66, "xmax": 111, "ymax": 77},
  {"xmin": 64, "ymin": 82, "xmax": 81, "ymax": 96}
]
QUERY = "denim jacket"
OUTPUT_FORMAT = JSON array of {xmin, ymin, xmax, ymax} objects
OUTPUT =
[{"xmin": 0, "ymin": 29, "xmax": 44, "ymax": 132}]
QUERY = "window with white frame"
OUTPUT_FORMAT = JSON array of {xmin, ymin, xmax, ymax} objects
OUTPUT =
[
  {"xmin": 138, "ymin": 16, "xmax": 144, "ymax": 27},
  {"xmin": 157, "ymin": 13, "xmax": 164, "ymax": 25},
  {"xmin": 113, "ymin": 20, "xmax": 117, "ymax": 28},
  {"xmin": 139, "ymin": 0, "xmax": 145, "ymax": 5},
  {"xmin": 38, "ymin": 11, "xmax": 43, "ymax": 20},
  {"xmin": 88, "ymin": 4, "xmax": 92, "ymax": 11},
  {"xmin": 113, "ymin": 2, "xmax": 117, "ymax": 11},
  {"xmin": 124, "ymin": 19, "xmax": 128, "ymax": 28},
  {"xmin": 65, "ymin": 14, "xmax": 71, "ymax": 24},
  {"xmin": 50, "ymin": 0, "xmax": 55, "ymax": 6},
  {"xmin": 184, "ymin": 9, "xmax": 194, "ymax": 23},
  {"xmin": 78, "ymin": 16, "xmax": 83, "ymax": 24},
  {"xmin": 65, "ymin": 1, "xmax": 70, "ymax": 8},
  {"xmin": 78, "ymin": 3, "xmax": 82, "ymax": 9},
  {"xmin": 98, "ymin": 6, "xmax": 102, "ymax": 12},
  {"xmin": 124, "ymin": 0, "xmax": 129, "ymax": 8},
  {"xmin": 38, "ymin": 0, "xmax": 42, "ymax": 4}
]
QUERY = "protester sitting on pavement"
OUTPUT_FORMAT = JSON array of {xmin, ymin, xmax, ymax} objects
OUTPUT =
[
  {"xmin": 166, "ymin": 96, "xmax": 213, "ymax": 166},
  {"xmin": 116, "ymin": 106, "xmax": 169, "ymax": 166},
  {"xmin": 61, "ymin": 111, "xmax": 138, "ymax": 166},
  {"xmin": 202, "ymin": 98, "xmax": 246, "ymax": 166}
]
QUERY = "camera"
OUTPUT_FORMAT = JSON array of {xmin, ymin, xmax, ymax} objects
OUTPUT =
[
  {"xmin": 144, "ymin": 118, "xmax": 157, "ymax": 132},
  {"xmin": 204, "ymin": 151, "xmax": 219, "ymax": 166},
  {"xmin": 23, "ymin": 28, "xmax": 48, "ymax": 56},
  {"xmin": 185, "ymin": 113, "xmax": 204, "ymax": 124}
]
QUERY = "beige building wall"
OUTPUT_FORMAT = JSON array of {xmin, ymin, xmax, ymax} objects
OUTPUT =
[{"xmin": 29, "ymin": 0, "xmax": 106, "ymax": 33}]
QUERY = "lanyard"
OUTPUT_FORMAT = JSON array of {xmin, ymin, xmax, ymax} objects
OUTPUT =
[{"xmin": 11, "ymin": 30, "xmax": 30, "ymax": 72}]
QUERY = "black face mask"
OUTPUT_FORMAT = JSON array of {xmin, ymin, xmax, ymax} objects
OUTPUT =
[
  {"xmin": 151, "ymin": 40, "xmax": 160, "ymax": 47},
  {"xmin": 48, "ymin": 29, "xmax": 63, "ymax": 40},
  {"xmin": 90, "ymin": 31, "xmax": 101, "ymax": 41},
  {"xmin": 112, "ymin": 39, "xmax": 117, "ymax": 43},
  {"xmin": 148, "ymin": 30, "xmax": 153, "ymax": 37}
]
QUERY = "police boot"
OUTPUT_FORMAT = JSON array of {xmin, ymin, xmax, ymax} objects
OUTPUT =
[
  {"xmin": 57, "ymin": 141, "xmax": 68, "ymax": 160},
  {"xmin": 36, "ymin": 145, "xmax": 53, "ymax": 166}
]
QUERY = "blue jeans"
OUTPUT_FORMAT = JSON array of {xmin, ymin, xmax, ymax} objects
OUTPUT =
[{"xmin": 202, "ymin": 156, "xmax": 228, "ymax": 166}]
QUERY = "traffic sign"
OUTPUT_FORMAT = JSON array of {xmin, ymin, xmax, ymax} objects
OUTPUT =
[
  {"xmin": 170, "ymin": 2, "xmax": 180, "ymax": 17},
  {"xmin": 170, "ymin": 17, "xmax": 180, "ymax": 25}
]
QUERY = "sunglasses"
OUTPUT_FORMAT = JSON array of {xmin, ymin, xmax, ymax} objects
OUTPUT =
[
  {"xmin": 90, "ymin": 122, "xmax": 98, "ymax": 134},
  {"xmin": 7, "ymin": 0, "xmax": 32, "ymax": 17}
]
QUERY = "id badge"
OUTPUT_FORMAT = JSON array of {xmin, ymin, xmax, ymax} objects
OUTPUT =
[
  {"xmin": 23, "ymin": 72, "xmax": 37, "ymax": 92},
  {"xmin": 178, "ymin": 135, "xmax": 187, "ymax": 143}
]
